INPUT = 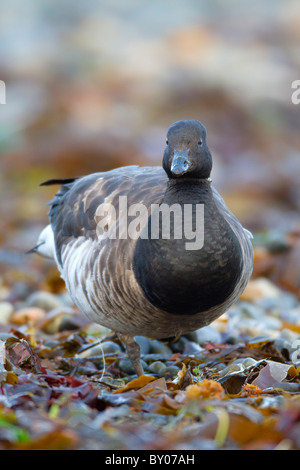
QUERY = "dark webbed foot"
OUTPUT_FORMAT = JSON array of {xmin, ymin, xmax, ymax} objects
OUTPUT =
[{"xmin": 117, "ymin": 333, "xmax": 144, "ymax": 376}]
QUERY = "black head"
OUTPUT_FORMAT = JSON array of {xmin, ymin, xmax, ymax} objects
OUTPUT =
[{"xmin": 163, "ymin": 120, "xmax": 212, "ymax": 179}]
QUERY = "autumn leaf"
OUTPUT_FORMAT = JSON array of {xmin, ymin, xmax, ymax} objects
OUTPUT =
[{"xmin": 112, "ymin": 375, "xmax": 156, "ymax": 394}]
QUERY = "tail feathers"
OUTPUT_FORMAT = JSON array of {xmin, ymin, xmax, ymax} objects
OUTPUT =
[
  {"xmin": 25, "ymin": 243, "xmax": 44, "ymax": 255},
  {"xmin": 40, "ymin": 177, "xmax": 78, "ymax": 187},
  {"xmin": 27, "ymin": 225, "xmax": 55, "ymax": 259}
]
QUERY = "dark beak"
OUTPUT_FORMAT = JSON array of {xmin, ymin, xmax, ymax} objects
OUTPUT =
[{"xmin": 171, "ymin": 149, "xmax": 191, "ymax": 176}]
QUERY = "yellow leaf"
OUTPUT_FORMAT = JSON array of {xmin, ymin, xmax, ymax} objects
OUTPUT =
[
  {"xmin": 174, "ymin": 363, "xmax": 187, "ymax": 386},
  {"xmin": 5, "ymin": 372, "xmax": 18, "ymax": 385},
  {"xmin": 138, "ymin": 377, "xmax": 167, "ymax": 395},
  {"xmin": 112, "ymin": 375, "xmax": 156, "ymax": 394}
]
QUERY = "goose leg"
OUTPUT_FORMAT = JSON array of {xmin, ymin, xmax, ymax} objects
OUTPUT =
[{"xmin": 117, "ymin": 333, "xmax": 144, "ymax": 376}]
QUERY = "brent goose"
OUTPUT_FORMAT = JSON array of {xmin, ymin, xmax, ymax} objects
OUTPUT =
[{"xmin": 31, "ymin": 120, "xmax": 253, "ymax": 375}]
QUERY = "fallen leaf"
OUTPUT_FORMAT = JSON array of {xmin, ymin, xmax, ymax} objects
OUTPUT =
[
  {"xmin": 173, "ymin": 363, "xmax": 187, "ymax": 387},
  {"xmin": 137, "ymin": 377, "xmax": 167, "ymax": 395},
  {"xmin": 112, "ymin": 375, "xmax": 156, "ymax": 394},
  {"xmin": 252, "ymin": 361, "xmax": 291, "ymax": 390}
]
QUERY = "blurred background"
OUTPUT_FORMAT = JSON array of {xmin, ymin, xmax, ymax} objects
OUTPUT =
[{"xmin": 0, "ymin": 0, "xmax": 299, "ymax": 297}]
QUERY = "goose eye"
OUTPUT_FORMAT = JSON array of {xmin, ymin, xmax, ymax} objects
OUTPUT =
[
  {"xmin": 198, "ymin": 139, "xmax": 203, "ymax": 146},
  {"xmin": 166, "ymin": 139, "xmax": 169, "ymax": 145}
]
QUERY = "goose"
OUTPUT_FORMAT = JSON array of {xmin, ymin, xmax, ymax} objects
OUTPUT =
[{"xmin": 31, "ymin": 120, "xmax": 253, "ymax": 376}]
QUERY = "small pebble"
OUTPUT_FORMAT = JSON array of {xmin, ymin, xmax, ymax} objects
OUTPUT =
[
  {"xmin": 170, "ymin": 337, "xmax": 188, "ymax": 353},
  {"xmin": 101, "ymin": 341, "xmax": 121, "ymax": 355},
  {"xmin": 148, "ymin": 361, "xmax": 166, "ymax": 374},
  {"xmin": 277, "ymin": 329, "xmax": 299, "ymax": 342},
  {"xmin": 135, "ymin": 336, "xmax": 151, "ymax": 355},
  {"xmin": 273, "ymin": 337, "xmax": 294, "ymax": 356},
  {"xmin": 0, "ymin": 301, "xmax": 14, "ymax": 324},
  {"xmin": 230, "ymin": 302, "xmax": 266, "ymax": 319},
  {"xmin": 58, "ymin": 293, "xmax": 74, "ymax": 307},
  {"xmin": 79, "ymin": 341, "xmax": 121, "ymax": 358},
  {"xmin": 170, "ymin": 337, "xmax": 204, "ymax": 354},
  {"xmin": 25, "ymin": 290, "xmax": 63, "ymax": 312},
  {"xmin": 281, "ymin": 307, "xmax": 300, "ymax": 324},
  {"xmin": 83, "ymin": 323, "xmax": 110, "ymax": 336},
  {"xmin": 258, "ymin": 293, "xmax": 298, "ymax": 313},
  {"xmin": 195, "ymin": 326, "xmax": 221, "ymax": 345},
  {"xmin": 240, "ymin": 278, "xmax": 281, "ymax": 301},
  {"xmin": 271, "ymin": 382, "xmax": 300, "ymax": 392},
  {"xmin": 158, "ymin": 365, "xmax": 180, "ymax": 379},
  {"xmin": 119, "ymin": 358, "xmax": 148, "ymax": 375},
  {"xmin": 228, "ymin": 309, "xmax": 282, "ymax": 336},
  {"xmin": 149, "ymin": 340, "xmax": 172, "ymax": 354},
  {"xmin": 118, "ymin": 358, "xmax": 136, "ymax": 375},
  {"xmin": 11, "ymin": 307, "xmax": 46, "ymax": 325},
  {"xmin": 183, "ymin": 340, "xmax": 204, "ymax": 355}
]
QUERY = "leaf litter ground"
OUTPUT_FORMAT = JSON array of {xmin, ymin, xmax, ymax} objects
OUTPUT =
[{"xmin": 0, "ymin": 237, "xmax": 300, "ymax": 450}]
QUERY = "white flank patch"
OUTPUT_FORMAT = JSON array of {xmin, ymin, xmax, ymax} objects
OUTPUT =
[
  {"xmin": 35, "ymin": 225, "xmax": 55, "ymax": 259},
  {"xmin": 61, "ymin": 237, "xmax": 101, "ymax": 319}
]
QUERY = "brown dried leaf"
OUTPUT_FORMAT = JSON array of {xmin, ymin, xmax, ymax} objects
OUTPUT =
[{"xmin": 112, "ymin": 375, "xmax": 156, "ymax": 394}]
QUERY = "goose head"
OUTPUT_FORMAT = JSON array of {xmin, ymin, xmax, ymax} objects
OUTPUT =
[{"xmin": 163, "ymin": 119, "xmax": 213, "ymax": 180}]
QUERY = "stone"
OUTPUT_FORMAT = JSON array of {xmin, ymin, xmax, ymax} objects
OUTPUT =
[
  {"xmin": 158, "ymin": 365, "xmax": 180, "ymax": 379},
  {"xmin": 0, "ymin": 302, "xmax": 13, "ymax": 324},
  {"xmin": 79, "ymin": 341, "xmax": 120, "ymax": 358},
  {"xmin": 135, "ymin": 336, "xmax": 151, "ymax": 354},
  {"xmin": 11, "ymin": 307, "xmax": 46, "ymax": 325},
  {"xmin": 148, "ymin": 339, "xmax": 172, "ymax": 354},
  {"xmin": 25, "ymin": 291, "xmax": 64, "ymax": 311},
  {"xmin": 271, "ymin": 382, "xmax": 300, "ymax": 392},
  {"xmin": 240, "ymin": 278, "xmax": 281, "ymax": 302},
  {"xmin": 148, "ymin": 361, "xmax": 166, "ymax": 374},
  {"xmin": 195, "ymin": 326, "xmax": 222, "ymax": 345},
  {"xmin": 119, "ymin": 358, "xmax": 148, "ymax": 375},
  {"xmin": 101, "ymin": 341, "xmax": 122, "ymax": 355}
]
